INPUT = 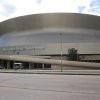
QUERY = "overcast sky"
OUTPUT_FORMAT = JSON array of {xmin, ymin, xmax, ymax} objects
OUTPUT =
[{"xmin": 0, "ymin": 0, "xmax": 100, "ymax": 22}]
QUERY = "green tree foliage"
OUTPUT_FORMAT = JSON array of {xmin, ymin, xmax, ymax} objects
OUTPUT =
[{"xmin": 67, "ymin": 48, "xmax": 78, "ymax": 61}]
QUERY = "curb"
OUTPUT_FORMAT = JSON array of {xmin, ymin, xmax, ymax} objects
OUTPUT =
[{"xmin": 0, "ymin": 71, "xmax": 100, "ymax": 75}]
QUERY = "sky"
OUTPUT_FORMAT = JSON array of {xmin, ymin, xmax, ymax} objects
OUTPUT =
[{"xmin": 0, "ymin": 0, "xmax": 100, "ymax": 22}]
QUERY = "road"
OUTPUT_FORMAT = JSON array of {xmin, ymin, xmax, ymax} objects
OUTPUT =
[{"xmin": 0, "ymin": 73, "xmax": 100, "ymax": 100}]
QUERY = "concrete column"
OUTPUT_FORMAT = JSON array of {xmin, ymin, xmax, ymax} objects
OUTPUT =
[
  {"xmin": 1, "ymin": 60, "xmax": 3, "ymax": 68},
  {"xmin": 32, "ymin": 63, "xmax": 34, "ymax": 69},
  {"xmin": 0, "ymin": 60, "xmax": 1, "ymax": 66},
  {"xmin": 42, "ymin": 64, "xmax": 45, "ymax": 70},
  {"xmin": 7, "ymin": 60, "xmax": 10, "ymax": 69},
  {"xmin": 13, "ymin": 61, "xmax": 16, "ymax": 69},
  {"xmin": 29, "ymin": 63, "xmax": 32, "ymax": 69}
]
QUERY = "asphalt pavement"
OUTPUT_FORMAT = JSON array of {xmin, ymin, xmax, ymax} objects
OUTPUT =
[{"xmin": 0, "ymin": 73, "xmax": 100, "ymax": 100}]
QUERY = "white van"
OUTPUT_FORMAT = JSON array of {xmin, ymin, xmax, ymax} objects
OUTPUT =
[{"xmin": 14, "ymin": 63, "xmax": 23, "ymax": 69}]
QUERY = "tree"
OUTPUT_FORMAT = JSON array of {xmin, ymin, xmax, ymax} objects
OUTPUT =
[{"xmin": 67, "ymin": 48, "xmax": 78, "ymax": 61}]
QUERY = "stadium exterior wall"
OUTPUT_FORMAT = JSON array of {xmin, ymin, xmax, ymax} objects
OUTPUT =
[
  {"xmin": 0, "ymin": 13, "xmax": 100, "ymax": 69},
  {"xmin": 0, "ymin": 13, "xmax": 100, "ymax": 56}
]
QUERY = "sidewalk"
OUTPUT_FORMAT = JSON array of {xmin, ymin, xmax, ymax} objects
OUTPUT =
[{"xmin": 0, "ymin": 69, "xmax": 100, "ymax": 75}]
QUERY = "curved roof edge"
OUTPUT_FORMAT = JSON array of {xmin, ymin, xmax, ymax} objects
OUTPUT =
[{"xmin": 0, "ymin": 13, "xmax": 100, "ymax": 35}]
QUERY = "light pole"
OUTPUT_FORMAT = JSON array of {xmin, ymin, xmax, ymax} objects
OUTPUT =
[
  {"xmin": 13, "ymin": 49, "xmax": 16, "ymax": 69},
  {"xmin": 76, "ymin": 42, "xmax": 78, "ymax": 61},
  {"xmin": 60, "ymin": 33, "xmax": 63, "ymax": 72}
]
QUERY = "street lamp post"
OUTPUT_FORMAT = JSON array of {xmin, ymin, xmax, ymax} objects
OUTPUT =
[
  {"xmin": 76, "ymin": 42, "xmax": 78, "ymax": 61},
  {"xmin": 60, "ymin": 33, "xmax": 63, "ymax": 72}
]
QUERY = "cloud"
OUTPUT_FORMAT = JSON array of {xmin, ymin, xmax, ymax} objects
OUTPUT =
[
  {"xmin": 89, "ymin": 0, "xmax": 100, "ymax": 14},
  {"xmin": 0, "ymin": 0, "xmax": 3, "ymax": 3},
  {"xmin": 1, "ymin": 3, "xmax": 16, "ymax": 16},
  {"xmin": 0, "ymin": 0, "xmax": 16, "ymax": 17},
  {"xmin": 0, "ymin": 0, "xmax": 100, "ymax": 22},
  {"xmin": 35, "ymin": 0, "xmax": 42, "ymax": 5},
  {"xmin": 76, "ymin": 0, "xmax": 100, "ymax": 16},
  {"xmin": 78, "ymin": 6, "xmax": 86, "ymax": 13},
  {"xmin": 37, "ymin": 0, "xmax": 78, "ymax": 13}
]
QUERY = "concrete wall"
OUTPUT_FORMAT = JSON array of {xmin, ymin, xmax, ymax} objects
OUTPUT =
[
  {"xmin": 0, "ymin": 43, "xmax": 100, "ymax": 55},
  {"xmin": 81, "ymin": 55, "xmax": 100, "ymax": 60},
  {"xmin": 51, "ymin": 65, "xmax": 96, "ymax": 70}
]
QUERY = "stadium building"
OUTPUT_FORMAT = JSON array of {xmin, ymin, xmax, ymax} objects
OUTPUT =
[{"xmin": 0, "ymin": 13, "xmax": 100, "ymax": 70}]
